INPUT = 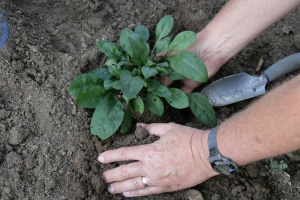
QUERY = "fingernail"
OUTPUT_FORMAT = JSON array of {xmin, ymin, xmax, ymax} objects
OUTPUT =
[
  {"xmin": 137, "ymin": 123, "xmax": 146, "ymax": 127},
  {"xmin": 97, "ymin": 155, "xmax": 104, "ymax": 163},
  {"xmin": 108, "ymin": 185, "xmax": 114, "ymax": 194},
  {"xmin": 159, "ymin": 77, "xmax": 165, "ymax": 85},
  {"xmin": 101, "ymin": 175, "xmax": 105, "ymax": 181},
  {"xmin": 123, "ymin": 192, "xmax": 130, "ymax": 197}
]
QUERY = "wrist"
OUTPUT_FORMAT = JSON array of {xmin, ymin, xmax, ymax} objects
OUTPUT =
[{"xmin": 193, "ymin": 129, "xmax": 219, "ymax": 178}]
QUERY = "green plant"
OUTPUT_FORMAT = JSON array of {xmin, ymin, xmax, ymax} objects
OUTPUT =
[
  {"xmin": 271, "ymin": 160, "xmax": 288, "ymax": 172},
  {"xmin": 67, "ymin": 15, "xmax": 217, "ymax": 140}
]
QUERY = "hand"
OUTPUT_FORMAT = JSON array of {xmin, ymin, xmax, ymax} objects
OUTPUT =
[
  {"xmin": 98, "ymin": 123, "xmax": 218, "ymax": 197},
  {"xmin": 159, "ymin": 31, "xmax": 225, "ymax": 93}
]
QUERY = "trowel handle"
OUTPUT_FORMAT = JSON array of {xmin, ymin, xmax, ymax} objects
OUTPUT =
[{"xmin": 262, "ymin": 53, "xmax": 300, "ymax": 82}]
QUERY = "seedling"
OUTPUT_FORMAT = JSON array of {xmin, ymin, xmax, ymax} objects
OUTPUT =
[
  {"xmin": 27, "ymin": 60, "xmax": 34, "ymax": 68},
  {"xmin": 68, "ymin": 15, "xmax": 217, "ymax": 140},
  {"xmin": 271, "ymin": 160, "xmax": 288, "ymax": 172}
]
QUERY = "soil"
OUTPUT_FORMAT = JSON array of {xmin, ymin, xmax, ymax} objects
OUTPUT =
[{"xmin": 1, "ymin": 0, "xmax": 300, "ymax": 199}]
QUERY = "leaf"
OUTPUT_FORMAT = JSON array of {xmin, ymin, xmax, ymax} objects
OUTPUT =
[
  {"xmin": 130, "ymin": 95, "xmax": 144, "ymax": 114},
  {"xmin": 113, "ymin": 80, "xmax": 121, "ymax": 89},
  {"xmin": 187, "ymin": 93, "xmax": 217, "ymax": 127},
  {"xmin": 145, "ymin": 93, "xmax": 164, "ymax": 116},
  {"xmin": 120, "ymin": 28, "xmax": 150, "ymax": 67},
  {"xmin": 89, "ymin": 68, "xmax": 113, "ymax": 80},
  {"xmin": 121, "ymin": 103, "xmax": 132, "ymax": 133},
  {"xmin": 146, "ymin": 79, "xmax": 161, "ymax": 91},
  {"xmin": 135, "ymin": 25, "xmax": 149, "ymax": 42},
  {"xmin": 155, "ymin": 15, "xmax": 173, "ymax": 42},
  {"xmin": 120, "ymin": 70, "xmax": 146, "ymax": 99},
  {"xmin": 107, "ymin": 91, "xmax": 117, "ymax": 101},
  {"xmin": 142, "ymin": 66, "xmax": 158, "ymax": 79},
  {"xmin": 117, "ymin": 61, "xmax": 135, "ymax": 70},
  {"xmin": 155, "ymin": 37, "xmax": 172, "ymax": 55},
  {"xmin": 145, "ymin": 60, "xmax": 156, "ymax": 66},
  {"xmin": 166, "ymin": 51, "xmax": 208, "ymax": 82},
  {"xmin": 152, "ymin": 85, "xmax": 172, "ymax": 98},
  {"xmin": 91, "ymin": 100, "xmax": 124, "ymax": 140},
  {"xmin": 167, "ymin": 31, "xmax": 197, "ymax": 52},
  {"xmin": 104, "ymin": 79, "xmax": 116, "ymax": 90},
  {"xmin": 157, "ymin": 62, "xmax": 169, "ymax": 68},
  {"xmin": 166, "ymin": 70, "xmax": 186, "ymax": 80},
  {"xmin": 105, "ymin": 59, "xmax": 118, "ymax": 67},
  {"xmin": 131, "ymin": 68, "xmax": 141, "ymax": 77},
  {"xmin": 68, "ymin": 74, "xmax": 104, "ymax": 97},
  {"xmin": 155, "ymin": 66, "xmax": 168, "ymax": 75},
  {"xmin": 96, "ymin": 40, "xmax": 123, "ymax": 60},
  {"xmin": 157, "ymin": 67, "xmax": 173, "ymax": 76},
  {"xmin": 75, "ymin": 86, "xmax": 109, "ymax": 108},
  {"xmin": 165, "ymin": 88, "xmax": 189, "ymax": 109}
]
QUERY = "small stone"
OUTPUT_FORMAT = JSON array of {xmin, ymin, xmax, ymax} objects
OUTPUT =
[
  {"xmin": 6, "ymin": 145, "xmax": 13, "ymax": 152},
  {"xmin": 9, "ymin": 127, "xmax": 29, "ymax": 145},
  {"xmin": 45, "ymin": 177, "xmax": 57, "ymax": 190},
  {"xmin": 135, "ymin": 125, "xmax": 148, "ymax": 140},
  {"xmin": 281, "ymin": 25, "xmax": 294, "ymax": 34},
  {"xmin": 25, "ymin": 156, "xmax": 37, "ymax": 169},
  {"xmin": 294, "ymin": 34, "xmax": 300, "ymax": 50},
  {"xmin": 0, "ymin": 109, "xmax": 10, "ymax": 119},
  {"xmin": 88, "ymin": 17, "xmax": 104, "ymax": 28},
  {"xmin": 6, "ymin": 151, "xmax": 22, "ymax": 168},
  {"xmin": 185, "ymin": 189, "xmax": 204, "ymax": 200},
  {"xmin": 246, "ymin": 163, "xmax": 260, "ymax": 178},
  {"xmin": 211, "ymin": 193, "xmax": 220, "ymax": 200}
]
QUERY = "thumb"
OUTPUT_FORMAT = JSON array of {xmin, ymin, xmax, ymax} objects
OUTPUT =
[{"xmin": 137, "ymin": 123, "xmax": 175, "ymax": 137}]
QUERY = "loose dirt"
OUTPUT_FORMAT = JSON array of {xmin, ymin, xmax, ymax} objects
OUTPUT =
[{"xmin": 1, "ymin": 0, "xmax": 300, "ymax": 199}]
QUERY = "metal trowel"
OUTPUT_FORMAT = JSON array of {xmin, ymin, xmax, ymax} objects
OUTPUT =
[{"xmin": 200, "ymin": 53, "xmax": 300, "ymax": 107}]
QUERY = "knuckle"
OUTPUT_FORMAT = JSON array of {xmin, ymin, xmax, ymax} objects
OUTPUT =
[
  {"xmin": 119, "ymin": 165, "xmax": 129, "ymax": 179},
  {"xmin": 119, "ymin": 147, "xmax": 128, "ymax": 160},
  {"xmin": 132, "ymin": 177, "xmax": 143, "ymax": 189}
]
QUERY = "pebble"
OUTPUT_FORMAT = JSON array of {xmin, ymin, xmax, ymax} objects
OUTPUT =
[
  {"xmin": 294, "ymin": 34, "xmax": 300, "ymax": 49},
  {"xmin": 185, "ymin": 189, "xmax": 204, "ymax": 200},
  {"xmin": 88, "ymin": 17, "xmax": 104, "ymax": 28},
  {"xmin": 9, "ymin": 127, "xmax": 29, "ymax": 145}
]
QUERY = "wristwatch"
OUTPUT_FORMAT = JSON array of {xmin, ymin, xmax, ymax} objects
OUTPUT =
[{"xmin": 208, "ymin": 127, "xmax": 239, "ymax": 175}]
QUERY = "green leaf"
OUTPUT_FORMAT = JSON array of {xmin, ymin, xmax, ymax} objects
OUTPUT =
[
  {"xmin": 155, "ymin": 66, "xmax": 168, "ymax": 75},
  {"xmin": 135, "ymin": 25, "xmax": 149, "ymax": 42},
  {"xmin": 75, "ymin": 86, "xmax": 109, "ymax": 108},
  {"xmin": 165, "ymin": 88, "xmax": 189, "ymax": 109},
  {"xmin": 89, "ymin": 68, "xmax": 113, "ymax": 80},
  {"xmin": 157, "ymin": 62, "xmax": 169, "ymax": 68},
  {"xmin": 68, "ymin": 74, "xmax": 104, "ymax": 97},
  {"xmin": 130, "ymin": 95, "xmax": 144, "ymax": 114},
  {"xmin": 166, "ymin": 70, "xmax": 186, "ymax": 80},
  {"xmin": 145, "ymin": 60, "xmax": 156, "ymax": 66},
  {"xmin": 104, "ymin": 79, "xmax": 116, "ymax": 90},
  {"xmin": 131, "ymin": 68, "xmax": 141, "ymax": 77},
  {"xmin": 120, "ymin": 103, "xmax": 132, "ymax": 133},
  {"xmin": 122, "ymin": 94, "xmax": 130, "ymax": 104},
  {"xmin": 155, "ymin": 15, "xmax": 173, "ymax": 42},
  {"xmin": 113, "ymin": 80, "xmax": 121, "ymax": 89},
  {"xmin": 187, "ymin": 93, "xmax": 217, "ymax": 127},
  {"xmin": 107, "ymin": 91, "xmax": 117, "ymax": 101},
  {"xmin": 105, "ymin": 59, "xmax": 118, "ymax": 67},
  {"xmin": 155, "ymin": 37, "xmax": 172, "ymax": 55},
  {"xmin": 157, "ymin": 67, "xmax": 173, "ymax": 76},
  {"xmin": 96, "ymin": 40, "xmax": 123, "ymax": 60},
  {"xmin": 120, "ymin": 70, "xmax": 146, "ymax": 99},
  {"xmin": 91, "ymin": 100, "xmax": 124, "ymax": 140},
  {"xmin": 166, "ymin": 51, "xmax": 208, "ymax": 82},
  {"xmin": 145, "ymin": 93, "xmax": 164, "ymax": 116},
  {"xmin": 146, "ymin": 79, "xmax": 161, "ymax": 91},
  {"xmin": 120, "ymin": 29, "xmax": 150, "ymax": 67},
  {"xmin": 167, "ymin": 31, "xmax": 197, "ymax": 52},
  {"xmin": 142, "ymin": 66, "xmax": 158, "ymax": 79},
  {"xmin": 152, "ymin": 85, "xmax": 172, "ymax": 98},
  {"xmin": 117, "ymin": 61, "xmax": 135, "ymax": 70}
]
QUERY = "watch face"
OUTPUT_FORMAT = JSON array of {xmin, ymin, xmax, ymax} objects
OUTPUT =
[{"xmin": 215, "ymin": 164, "xmax": 231, "ymax": 173}]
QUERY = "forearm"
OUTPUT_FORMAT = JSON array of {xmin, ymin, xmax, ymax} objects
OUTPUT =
[
  {"xmin": 190, "ymin": 0, "xmax": 300, "ymax": 76},
  {"xmin": 217, "ymin": 74, "xmax": 300, "ymax": 166}
]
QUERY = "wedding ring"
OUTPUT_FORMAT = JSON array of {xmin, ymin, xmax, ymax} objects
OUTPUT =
[{"xmin": 142, "ymin": 176, "xmax": 148, "ymax": 187}]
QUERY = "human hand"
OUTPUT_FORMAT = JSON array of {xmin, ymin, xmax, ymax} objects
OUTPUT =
[{"xmin": 98, "ymin": 123, "xmax": 218, "ymax": 197}]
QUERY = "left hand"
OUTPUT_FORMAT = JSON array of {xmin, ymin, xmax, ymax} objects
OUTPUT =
[{"xmin": 98, "ymin": 123, "xmax": 218, "ymax": 197}]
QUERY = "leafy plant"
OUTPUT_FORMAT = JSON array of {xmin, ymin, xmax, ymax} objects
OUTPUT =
[
  {"xmin": 68, "ymin": 15, "xmax": 217, "ymax": 140},
  {"xmin": 271, "ymin": 160, "xmax": 288, "ymax": 172}
]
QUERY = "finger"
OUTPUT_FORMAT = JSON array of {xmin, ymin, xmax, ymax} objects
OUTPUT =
[
  {"xmin": 180, "ymin": 84, "xmax": 195, "ymax": 94},
  {"xmin": 98, "ymin": 145, "xmax": 147, "ymax": 163},
  {"xmin": 102, "ymin": 161, "xmax": 146, "ymax": 183},
  {"xmin": 123, "ymin": 187, "xmax": 165, "ymax": 197},
  {"xmin": 159, "ymin": 76, "xmax": 174, "ymax": 86},
  {"xmin": 109, "ymin": 176, "xmax": 154, "ymax": 194},
  {"xmin": 143, "ymin": 123, "xmax": 175, "ymax": 137}
]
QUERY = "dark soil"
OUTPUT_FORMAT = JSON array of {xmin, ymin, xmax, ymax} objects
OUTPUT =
[{"xmin": 1, "ymin": 0, "xmax": 300, "ymax": 199}]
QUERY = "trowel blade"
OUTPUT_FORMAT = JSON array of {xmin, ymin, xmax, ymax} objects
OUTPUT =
[{"xmin": 200, "ymin": 72, "xmax": 268, "ymax": 107}]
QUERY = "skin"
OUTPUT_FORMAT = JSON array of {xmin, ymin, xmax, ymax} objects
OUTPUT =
[{"xmin": 98, "ymin": 0, "xmax": 300, "ymax": 197}]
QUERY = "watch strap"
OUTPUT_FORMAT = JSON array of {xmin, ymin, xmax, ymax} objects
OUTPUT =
[{"xmin": 208, "ymin": 127, "xmax": 219, "ymax": 157}]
